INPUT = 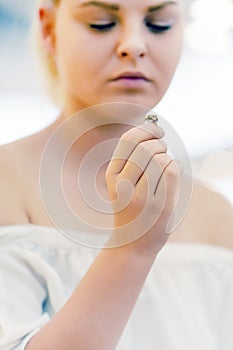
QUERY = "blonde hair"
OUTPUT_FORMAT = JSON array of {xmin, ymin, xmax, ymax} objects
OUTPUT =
[{"xmin": 32, "ymin": 0, "xmax": 61, "ymax": 106}]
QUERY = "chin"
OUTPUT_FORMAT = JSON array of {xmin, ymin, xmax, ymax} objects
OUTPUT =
[{"xmin": 102, "ymin": 94, "xmax": 159, "ymax": 110}]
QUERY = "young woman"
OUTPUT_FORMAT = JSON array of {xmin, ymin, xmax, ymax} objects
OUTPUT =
[{"xmin": 0, "ymin": 0, "xmax": 232, "ymax": 349}]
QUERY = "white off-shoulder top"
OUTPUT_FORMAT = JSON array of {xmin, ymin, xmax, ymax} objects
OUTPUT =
[{"xmin": 0, "ymin": 224, "xmax": 233, "ymax": 350}]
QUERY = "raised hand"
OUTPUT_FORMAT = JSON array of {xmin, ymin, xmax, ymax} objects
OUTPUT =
[{"xmin": 106, "ymin": 122, "xmax": 181, "ymax": 256}]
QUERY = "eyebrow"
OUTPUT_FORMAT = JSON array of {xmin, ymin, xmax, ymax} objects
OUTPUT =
[
  {"xmin": 78, "ymin": 1, "xmax": 178, "ymax": 12},
  {"xmin": 148, "ymin": 1, "xmax": 178, "ymax": 12},
  {"xmin": 78, "ymin": 1, "xmax": 120, "ymax": 11}
]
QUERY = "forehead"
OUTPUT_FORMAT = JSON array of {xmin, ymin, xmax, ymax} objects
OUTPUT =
[{"xmin": 74, "ymin": 0, "xmax": 180, "ymax": 11}]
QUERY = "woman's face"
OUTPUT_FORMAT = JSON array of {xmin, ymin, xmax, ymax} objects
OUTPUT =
[{"xmin": 50, "ymin": 0, "xmax": 184, "ymax": 110}]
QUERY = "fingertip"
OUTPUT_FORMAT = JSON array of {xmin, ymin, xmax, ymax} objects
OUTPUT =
[
  {"xmin": 158, "ymin": 126, "xmax": 165, "ymax": 137},
  {"xmin": 140, "ymin": 123, "xmax": 165, "ymax": 139},
  {"xmin": 173, "ymin": 159, "xmax": 184, "ymax": 176}
]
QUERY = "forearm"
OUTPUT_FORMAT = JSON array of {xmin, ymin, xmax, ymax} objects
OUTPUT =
[{"xmin": 26, "ymin": 245, "xmax": 156, "ymax": 350}]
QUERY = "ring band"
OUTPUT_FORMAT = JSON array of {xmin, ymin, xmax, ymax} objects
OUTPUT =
[{"xmin": 144, "ymin": 113, "xmax": 159, "ymax": 124}]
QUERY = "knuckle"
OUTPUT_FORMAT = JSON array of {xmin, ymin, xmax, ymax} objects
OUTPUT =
[
  {"xmin": 164, "ymin": 161, "xmax": 179, "ymax": 181},
  {"xmin": 159, "ymin": 139, "xmax": 167, "ymax": 152},
  {"xmin": 121, "ymin": 129, "xmax": 137, "ymax": 142},
  {"xmin": 137, "ymin": 140, "xmax": 167, "ymax": 158},
  {"xmin": 153, "ymin": 153, "xmax": 170, "ymax": 169},
  {"xmin": 105, "ymin": 167, "xmax": 114, "ymax": 183},
  {"xmin": 137, "ymin": 141, "xmax": 153, "ymax": 156}
]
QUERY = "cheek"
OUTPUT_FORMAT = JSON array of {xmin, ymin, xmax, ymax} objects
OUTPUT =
[
  {"xmin": 56, "ymin": 31, "xmax": 113, "ymax": 80},
  {"xmin": 76, "ymin": 34, "xmax": 116, "ymax": 71},
  {"xmin": 55, "ymin": 32, "xmax": 90, "ymax": 85},
  {"xmin": 155, "ymin": 33, "xmax": 183, "ymax": 81}
]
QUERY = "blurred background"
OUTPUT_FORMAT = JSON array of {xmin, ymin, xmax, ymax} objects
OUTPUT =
[{"xmin": 0, "ymin": 0, "xmax": 233, "ymax": 202}]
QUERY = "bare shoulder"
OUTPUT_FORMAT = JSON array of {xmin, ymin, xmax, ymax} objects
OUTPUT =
[
  {"xmin": 0, "ymin": 143, "xmax": 28, "ymax": 226},
  {"xmin": 0, "ymin": 133, "xmax": 46, "ymax": 226},
  {"xmin": 198, "ymin": 181, "xmax": 233, "ymax": 249},
  {"xmin": 184, "ymin": 179, "xmax": 233, "ymax": 249}
]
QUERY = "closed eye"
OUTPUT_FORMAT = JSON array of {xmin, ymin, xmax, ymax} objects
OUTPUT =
[
  {"xmin": 89, "ymin": 21, "xmax": 172, "ymax": 33},
  {"xmin": 145, "ymin": 21, "xmax": 172, "ymax": 34},
  {"xmin": 89, "ymin": 22, "xmax": 116, "ymax": 31}
]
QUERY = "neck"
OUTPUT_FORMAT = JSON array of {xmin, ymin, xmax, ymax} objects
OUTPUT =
[{"xmin": 49, "ymin": 101, "xmax": 147, "ymax": 161}]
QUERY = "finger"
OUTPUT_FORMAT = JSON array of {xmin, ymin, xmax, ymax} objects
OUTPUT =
[
  {"xmin": 153, "ymin": 160, "xmax": 180, "ymax": 226},
  {"xmin": 106, "ymin": 123, "xmax": 165, "ymax": 176},
  {"xmin": 164, "ymin": 159, "xmax": 184, "ymax": 234},
  {"xmin": 136, "ymin": 153, "xmax": 172, "ymax": 195},
  {"xmin": 118, "ymin": 139, "xmax": 167, "ymax": 186}
]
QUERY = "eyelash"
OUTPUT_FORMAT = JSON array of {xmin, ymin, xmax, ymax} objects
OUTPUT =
[
  {"xmin": 144, "ymin": 21, "xmax": 172, "ymax": 34},
  {"xmin": 89, "ymin": 23, "xmax": 116, "ymax": 31},
  {"xmin": 89, "ymin": 21, "xmax": 172, "ymax": 34}
]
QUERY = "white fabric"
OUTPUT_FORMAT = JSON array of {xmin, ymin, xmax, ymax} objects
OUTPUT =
[{"xmin": 0, "ymin": 224, "xmax": 233, "ymax": 350}]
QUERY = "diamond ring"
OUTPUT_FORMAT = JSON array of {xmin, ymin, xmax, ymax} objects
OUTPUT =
[{"xmin": 144, "ymin": 113, "xmax": 159, "ymax": 124}]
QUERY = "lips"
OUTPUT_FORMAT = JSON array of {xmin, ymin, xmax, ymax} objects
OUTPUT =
[{"xmin": 112, "ymin": 71, "xmax": 151, "ymax": 81}]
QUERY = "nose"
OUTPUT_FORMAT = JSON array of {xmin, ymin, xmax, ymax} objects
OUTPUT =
[{"xmin": 116, "ymin": 21, "xmax": 147, "ymax": 61}]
